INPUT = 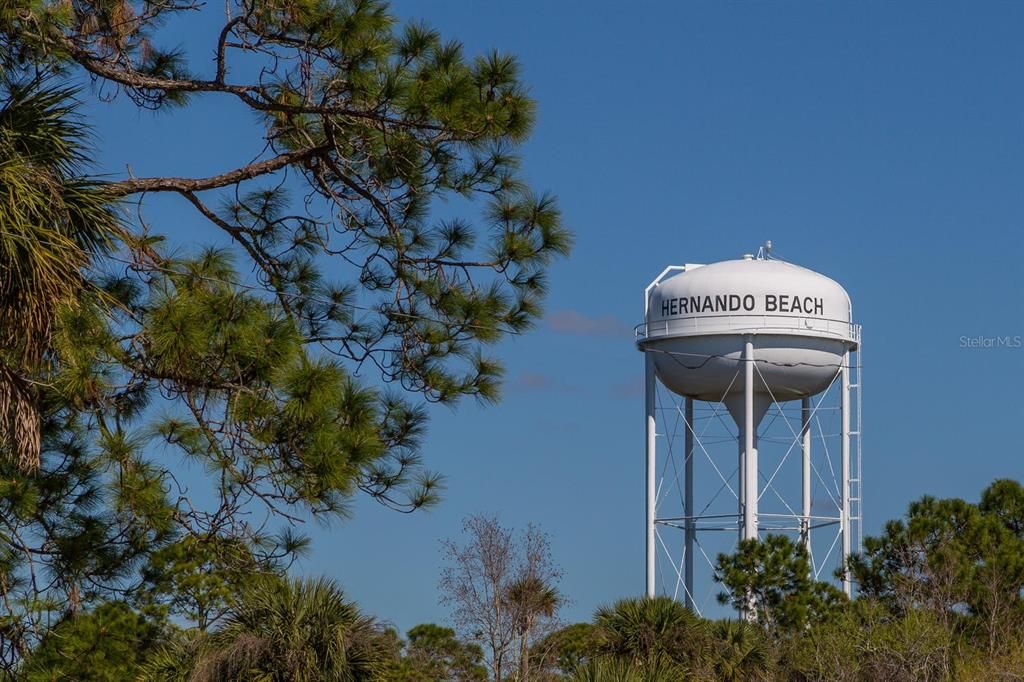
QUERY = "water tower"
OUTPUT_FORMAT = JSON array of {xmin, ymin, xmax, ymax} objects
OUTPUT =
[{"xmin": 636, "ymin": 244, "xmax": 862, "ymax": 609}]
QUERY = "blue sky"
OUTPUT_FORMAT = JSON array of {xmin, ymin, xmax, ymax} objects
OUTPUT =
[{"xmin": 86, "ymin": 2, "xmax": 1024, "ymax": 629}]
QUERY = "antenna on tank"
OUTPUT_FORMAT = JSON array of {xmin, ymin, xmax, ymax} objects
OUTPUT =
[{"xmin": 756, "ymin": 240, "xmax": 773, "ymax": 260}]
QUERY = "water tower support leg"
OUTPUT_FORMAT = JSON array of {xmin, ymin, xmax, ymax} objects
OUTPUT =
[
  {"xmin": 684, "ymin": 398, "xmax": 694, "ymax": 609},
  {"xmin": 645, "ymin": 353, "xmax": 657, "ymax": 598},
  {"xmin": 737, "ymin": 435, "xmax": 744, "ymax": 544},
  {"xmin": 743, "ymin": 337, "xmax": 757, "ymax": 542},
  {"xmin": 841, "ymin": 351, "xmax": 852, "ymax": 597},
  {"xmin": 801, "ymin": 397, "xmax": 812, "ymax": 551}
]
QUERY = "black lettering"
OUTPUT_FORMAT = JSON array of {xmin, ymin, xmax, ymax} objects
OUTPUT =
[
  {"xmin": 678, "ymin": 297, "xmax": 687, "ymax": 314},
  {"xmin": 729, "ymin": 294, "xmax": 741, "ymax": 311},
  {"xmin": 765, "ymin": 294, "xmax": 777, "ymax": 312},
  {"xmin": 662, "ymin": 299, "xmax": 670, "ymax": 317},
  {"xmin": 791, "ymin": 296, "xmax": 804, "ymax": 314},
  {"xmin": 743, "ymin": 294, "xmax": 755, "ymax": 311},
  {"xmin": 689, "ymin": 296, "xmax": 700, "ymax": 314},
  {"xmin": 702, "ymin": 295, "xmax": 713, "ymax": 312},
  {"xmin": 779, "ymin": 295, "xmax": 789, "ymax": 313},
  {"xmin": 815, "ymin": 298, "xmax": 823, "ymax": 315},
  {"xmin": 715, "ymin": 295, "xmax": 727, "ymax": 312},
  {"xmin": 803, "ymin": 297, "xmax": 814, "ymax": 314}
]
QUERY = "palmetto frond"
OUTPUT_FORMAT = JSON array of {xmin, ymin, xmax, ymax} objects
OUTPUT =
[
  {"xmin": 593, "ymin": 596, "xmax": 706, "ymax": 667},
  {"xmin": 710, "ymin": 619, "xmax": 772, "ymax": 681},
  {"xmin": 570, "ymin": 657, "xmax": 686, "ymax": 682},
  {"xmin": 0, "ymin": 78, "xmax": 121, "ymax": 469},
  {"xmin": 506, "ymin": 574, "xmax": 561, "ymax": 620},
  {"xmin": 178, "ymin": 576, "xmax": 392, "ymax": 682}
]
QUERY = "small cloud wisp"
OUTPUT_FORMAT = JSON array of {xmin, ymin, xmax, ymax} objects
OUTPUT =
[{"xmin": 547, "ymin": 309, "xmax": 632, "ymax": 338}]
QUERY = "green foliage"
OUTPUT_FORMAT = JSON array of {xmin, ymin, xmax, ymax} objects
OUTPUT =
[
  {"xmin": 0, "ymin": 5, "xmax": 571, "ymax": 667},
  {"xmin": 0, "ymin": 78, "xmax": 120, "ymax": 469},
  {"xmin": 137, "ymin": 248, "xmax": 441, "ymax": 517},
  {"xmin": 849, "ymin": 479, "xmax": 1024, "ymax": 652},
  {"xmin": 532, "ymin": 622, "xmax": 601, "ymax": 677},
  {"xmin": 557, "ymin": 603, "xmax": 773, "ymax": 682},
  {"xmin": 707, "ymin": 620, "xmax": 772, "ymax": 682},
  {"xmin": 18, "ymin": 601, "xmax": 165, "ymax": 681},
  {"xmin": 0, "ymin": 408, "xmax": 172, "ymax": 667},
  {"xmin": 137, "ymin": 535, "xmax": 282, "ymax": 630},
  {"xmin": 385, "ymin": 623, "xmax": 487, "ymax": 681},
  {"xmin": 954, "ymin": 646, "xmax": 1024, "ymax": 681},
  {"xmin": 507, "ymin": 574, "xmax": 563, "ymax": 680},
  {"xmin": 591, "ymin": 596, "xmax": 709, "ymax": 674},
  {"xmin": 1, "ymin": 244, "xmax": 440, "ymax": 671},
  {"xmin": 0, "ymin": 0, "xmax": 576, "ymax": 655},
  {"xmin": 715, "ymin": 534, "xmax": 847, "ymax": 633},
  {"xmin": 0, "ymin": 2, "xmax": 75, "ymax": 75},
  {"xmin": 774, "ymin": 480, "xmax": 1024, "ymax": 680},
  {"xmin": 141, "ymin": 575, "xmax": 393, "ymax": 681},
  {"xmin": 569, "ymin": 657, "xmax": 686, "ymax": 682},
  {"xmin": 2, "ymin": 0, "xmax": 572, "ymax": 408},
  {"xmin": 783, "ymin": 599, "xmax": 954, "ymax": 682},
  {"xmin": 979, "ymin": 478, "xmax": 1024, "ymax": 534},
  {"xmin": 0, "ymin": 1, "xmax": 577, "ymax": 667}
]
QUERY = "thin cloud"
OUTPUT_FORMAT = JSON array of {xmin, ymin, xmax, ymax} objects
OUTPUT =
[
  {"xmin": 547, "ymin": 310, "xmax": 632, "ymax": 338},
  {"xmin": 610, "ymin": 379, "xmax": 644, "ymax": 400},
  {"xmin": 516, "ymin": 371, "xmax": 555, "ymax": 391},
  {"xmin": 510, "ymin": 371, "xmax": 578, "ymax": 394}
]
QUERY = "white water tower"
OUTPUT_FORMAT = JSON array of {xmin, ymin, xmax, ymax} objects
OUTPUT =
[{"xmin": 636, "ymin": 244, "xmax": 862, "ymax": 608}]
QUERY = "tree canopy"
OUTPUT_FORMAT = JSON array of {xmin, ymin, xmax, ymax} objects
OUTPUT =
[
  {"xmin": 3, "ymin": 0, "xmax": 570, "ymax": 409},
  {"xmin": 0, "ymin": 0, "xmax": 570, "ymax": 672},
  {"xmin": 715, "ymin": 533, "xmax": 846, "ymax": 634}
]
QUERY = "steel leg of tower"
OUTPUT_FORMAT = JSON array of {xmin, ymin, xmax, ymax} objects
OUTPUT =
[
  {"xmin": 645, "ymin": 354, "xmax": 657, "ymax": 598},
  {"xmin": 841, "ymin": 350, "xmax": 851, "ymax": 596},
  {"xmin": 802, "ymin": 397, "xmax": 811, "ymax": 551},
  {"xmin": 684, "ymin": 398, "xmax": 694, "ymax": 610},
  {"xmin": 743, "ymin": 336, "xmax": 757, "ymax": 542}
]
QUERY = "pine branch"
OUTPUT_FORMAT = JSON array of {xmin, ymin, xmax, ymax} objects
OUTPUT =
[{"xmin": 105, "ymin": 145, "xmax": 328, "ymax": 196}]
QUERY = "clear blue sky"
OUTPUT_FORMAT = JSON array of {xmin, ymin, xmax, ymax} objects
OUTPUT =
[{"xmin": 87, "ymin": 1, "xmax": 1024, "ymax": 629}]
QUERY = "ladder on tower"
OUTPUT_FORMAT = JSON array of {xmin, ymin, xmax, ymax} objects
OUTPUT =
[{"xmin": 847, "ymin": 342, "xmax": 863, "ymax": 554}]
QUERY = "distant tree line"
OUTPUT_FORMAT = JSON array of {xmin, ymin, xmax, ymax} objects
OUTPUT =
[
  {"xmin": 12, "ymin": 480, "xmax": 1024, "ymax": 680},
  {"xmin": 527, "ymin": 478, "xmax": 1024, "ymax": 681}
]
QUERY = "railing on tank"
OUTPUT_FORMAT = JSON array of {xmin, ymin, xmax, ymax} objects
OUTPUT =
[{"xmin": 634, "ymin": 314, "xmax": 861, "ymax": 344}]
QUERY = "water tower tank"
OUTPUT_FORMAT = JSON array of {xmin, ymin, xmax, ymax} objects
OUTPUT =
[{"xmin": 637, "ymin": 255, "xmax": 859, "ymax": 426}]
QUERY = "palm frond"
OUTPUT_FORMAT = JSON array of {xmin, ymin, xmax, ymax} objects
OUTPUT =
[
  {"xmin": 0, "ymin": 77, "xmax": 122, "ymax": 469},
  {"xmin": 144, "ymin": 576, "xmax": 393, "ymax": 681}
]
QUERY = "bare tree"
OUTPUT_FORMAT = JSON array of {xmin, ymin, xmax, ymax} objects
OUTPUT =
[{"xmin": 439, "ymin": 514, "xmax": 562, "ymax": 681}]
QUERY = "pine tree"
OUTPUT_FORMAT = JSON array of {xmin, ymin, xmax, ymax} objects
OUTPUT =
[
  {"xmin": 715, "ymin": 534, "xmax": 846, "ymax": 634},
  {"xmin": 0, "ymin": 0, "xmax": 569, "ymax": 672}
]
